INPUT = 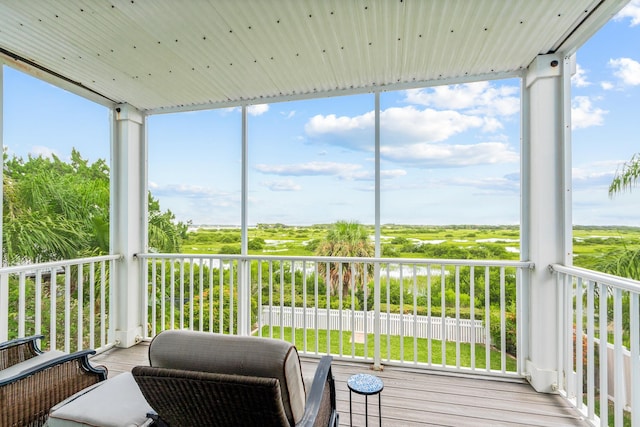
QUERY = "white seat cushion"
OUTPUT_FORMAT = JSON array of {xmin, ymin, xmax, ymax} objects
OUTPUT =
[
  {"xmin": 0, "ymin": 350, "xmax": 66, "ymax": 380},
  {"xmin": 47, "ymin": 372, "xmax": 153, "ymax": 427}
]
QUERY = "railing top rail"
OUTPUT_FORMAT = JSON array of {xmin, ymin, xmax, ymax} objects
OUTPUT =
[
  {"xmin": 135, "ymin": 252, "xmax": 533, "ymax": 268},
  {"xmin": 0, "ymin": 254, "xmax": 122, "ymax": 275},
  {"xmin": 550, "ymin": 263, "xmax": 640, "ymax": 293}
]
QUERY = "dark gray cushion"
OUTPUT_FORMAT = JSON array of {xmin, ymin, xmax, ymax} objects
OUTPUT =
[{"xmin": 148, "ymin": 330, "xmax": 306, "ymax": 425}]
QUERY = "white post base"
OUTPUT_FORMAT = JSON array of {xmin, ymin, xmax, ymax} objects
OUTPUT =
[{"xmin": 115, "ymin": 326, "xmax": 144, "ymax": 348}]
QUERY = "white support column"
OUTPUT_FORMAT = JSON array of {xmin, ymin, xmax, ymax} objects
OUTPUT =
[
  {"xmin": 522, "ymin": 53, "xmax": 571, "ymax": 392},
  {"xmin": 111, "ymin": 104, "xmax": 147, "ymax": 348},
  {"xmin": 0, "ymin": 65, "xmax": 7, "ymax": 342},
  {"xmin": 237, "ymin": 106, "xmax": 250, "ymax": 336},
  {"xmin": 373, "ymin": 91, "xmax": 382, "ymax": 370}
]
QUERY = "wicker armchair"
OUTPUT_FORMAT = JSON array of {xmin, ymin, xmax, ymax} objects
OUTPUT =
[
  {"xmin": 0, "ymin": 335, "xmax": 107, "ymax": 426},
  {"xmin": 132, "ymin": 330, "xmax": 338, "ymax": 427}
]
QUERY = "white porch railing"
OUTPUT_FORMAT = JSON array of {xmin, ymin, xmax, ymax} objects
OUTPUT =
[
  {"xmin": 551, "ymin": 264, "xmax": 640, "ymax": 427},
  {"xmin": 0, "ymin": 255, "xmax": 120, "ymax": 353},
  {"xmin": 139, "ymin": 254, "xmax": 532, "ymax": 378},
  {"xmin": 261, "ymin": 306, "xmax": 487, "ymax": 344}
]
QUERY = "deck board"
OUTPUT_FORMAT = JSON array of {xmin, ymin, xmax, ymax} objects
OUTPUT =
[{"xmin": 91, "ymin": 342, "xmax": 589, "ymax": 427}]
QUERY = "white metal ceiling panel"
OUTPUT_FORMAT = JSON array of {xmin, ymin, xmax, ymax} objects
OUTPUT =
[{"xmin": 0, "ymin": 0, "xmax": 630, "ymax": 113}]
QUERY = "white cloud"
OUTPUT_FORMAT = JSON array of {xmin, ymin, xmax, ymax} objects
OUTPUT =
[
  {"xmin": 571, "ymin": 64, "xmax": 591, "ymax": 87},
  {"xmin": 571, "ymin": 96, "xmax": 607, "ymax": 129},
  {"xmin": 30, "ymin": 145, "xmax": 59, "ymax": 158},
  {"xmin": 404, "ymin": 82, "xmax": 520, "ymax": 117},
  {"xmin": 254, "ymin": 161, "xmax": 362, "ymax": 177},
  {"xmin": 380, "ymin": 142, "xmax": 518, "ymax": 167},
  {"xmin": 615, "ymin": 0, "xmax": 640, "ymax": 26},
  {"xmin": 572, "ymin": 166, "xmax": 616, "ymax": 189},
  {"xmin": 305, "ymin": 112, "xmax": 374, "ymax": 137},
  {"xmin": 305, "ymin": 106, "xmax": 485, "ymax": 146},
  {"xmin": 609, "ymin": 57, "xmax": 640, "ymax": 86},
  {"xmin": 600, "ymin": 81, "xmax": 614, "ymax": 90},
  {"xmin": 247, "ymin": 104, "xmax": 269, "ymax": 116},
  {"xmin": 254, "ymin": 161, "xmax": 407, "ymax": 181},
  {"xmin": 261, "ymin": 179, "xmax": 302, "ymax": 191},
  {"xmin": 447, "ymin": 174, "xmax": 520, "ymax": 193}
]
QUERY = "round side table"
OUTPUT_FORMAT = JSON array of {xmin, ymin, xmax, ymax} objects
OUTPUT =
[{"xmin": 347, "ymin": 373, "xmax": 384, "ymax": 427}]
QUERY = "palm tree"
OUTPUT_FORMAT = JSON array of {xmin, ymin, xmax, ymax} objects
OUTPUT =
[
  {"xmin": 604, "ymin": 153, "xmax": 640, "ymax": 280},
  {"xmin": 315, "ymin": 221, "xmax": 374, "ymax": 296},
  {"xmin": 609, "ymin": 153, "xmax": 640, "ymax": 196}
]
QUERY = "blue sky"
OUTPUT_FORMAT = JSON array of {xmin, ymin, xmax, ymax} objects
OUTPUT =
[{"xmin": 3, "ymin": 2, "xmax": 640, "ymax": 227}]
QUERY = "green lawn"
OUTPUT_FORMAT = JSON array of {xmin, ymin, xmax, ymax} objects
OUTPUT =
[{"xmin": 256, "ymin": 326, "xmax": 518, "ymax": 372}]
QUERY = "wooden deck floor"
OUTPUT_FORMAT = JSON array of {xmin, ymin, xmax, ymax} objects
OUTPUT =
[{"xmin": 91, "ymin": 342, "xmax": 589, "ymax": 427}]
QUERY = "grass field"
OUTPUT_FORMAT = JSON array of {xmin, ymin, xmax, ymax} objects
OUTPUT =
[{"xmin": 256, "ymin": 326, "xmax": 518, "ymax": 372}]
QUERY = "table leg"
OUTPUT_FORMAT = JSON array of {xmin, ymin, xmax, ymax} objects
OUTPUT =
[
  {"xmin": 350, "ymin": 390, "xmax": 353, "ymax": 427},
  {"xmin": 379, "ymin": 392, "xmax": 382, "ymax": 427},
  {"xmin": 365, "ymin": 395, "xmax": 368, "ymax": 427}
]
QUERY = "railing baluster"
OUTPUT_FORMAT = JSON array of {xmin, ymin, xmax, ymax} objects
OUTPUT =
[
  {"xmin": 199, "ymin": 258, "xmax": 204, "ymax": 332},
  {"xmin": 427, "ymin": 263, "xmax": 432, "ymax": 366},
  {"xmin": 499, "ymin": 267, "xmax": 506, "ymax": 373},
  {"xmin": 51, "ymin": 269, "xmax": 57, "ymax": 350},
  {"xmin": 302, "ymin": 260, "xmax": 307, "ymax": 352},
  {"xmin": 575, "ymin": 277, "xmax": 584, "ymax": 409},
  {"xmin": 77, "ymin": 263, "xmax": 84, "ymax": 351},
  {"xmin": 279, "ymin": 261, "xmax": 284, "ymax": 340},
  {"xmin": 100, "ymin": 261, "xmax": 106, "ymax": 347},
  {"xmin": 338, "ymin": 263, "xmax": 343, "ymax": 358},
  {"xmin": 314, "ymin": 261, "xmax": 319, "ymax": 355},
  {"xmin": 348, "ymin": 262, "xmax": 354, "ymax": 358},
  {"xmin": 631, "ymin": 291, "xmax": 640, "ymax": 426},
  {"xmin": 219, "ymin": 259, "xmax": 224, "ymax": 334},
  {"xmin": 170, "ymin": 260, "xmax": 175, "ymax": 330},
  {"xmin": 35, "ymin": 271, "xmax": 42, "ymax": 338},
  {"xmin": 470, "ymin": 266, "xmax": 475, "ymax": 370},
  {"xmin": 89, "ymin": 262, "xmax": 95, "ymax": 350},
  {"xmin": 413, "ymin": 264, "xmax": 418, "ymax": 364},
  {"xmin": 189, "ymin": 260, "xmax": 194, "ymax": 330},
  {"xmin": 599, "ymin": 282, "xmax": 608, "ymax": 426},
  {"xmin": 484, "ymin": 267, "xmax": 490, "ymax": 372},
  {"xmin": 64, "ymin": 265, "xmax": 71, "ymax": 353},
  {"xmin": 325, "ymin": 261, "xmax": 331, "ymax": 355},
  {"xmin": 613, "ymin": 288, "xmax": 623, "ymax": 426},
  {"xmin": 586, "ymin": 280, "xmax": 595, "ymax": 421},
  {"xmin": 399, "ymin": 262, "xmax": 404, "ymax": 362},
  {"xmin": 179, "ymin": 259, "xmax": 184, "ymax": 330},
  {"xmin": 160, "ymin": 259, "xmax": 166, "ymax": 334},
  {"xmin": 440, "ymin": 264, "xmax": 446, "ymax": 367},
  {"xmin": 18, "ymin": 272, "xmax": 26, "ymax": 337},
  {"xmin": 455, "ymin": 265, "xmax": 460, "ymax": 369},
  {"xmin": 208, "ymin": 259, "xmax": 213, "ymax": 333},
  {"xmin": 291, "ymin": 260, "xmax": 296, "ymax": 348},
  {"xmin": 229, "ymin": 260, "xmax": 235, "ymax": 334},
  {"xmin": 151, "ymin": 258, "xmax": 157, "ymax": 337}
]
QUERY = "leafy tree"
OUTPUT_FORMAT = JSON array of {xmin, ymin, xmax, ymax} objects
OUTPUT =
[
  {"xmin": 3, "ymin": 149, "xmax": 186, "ymax": 263},
  {"xmin": 315, "ymin": 221, "xmax": 374, "ymax": 296}
]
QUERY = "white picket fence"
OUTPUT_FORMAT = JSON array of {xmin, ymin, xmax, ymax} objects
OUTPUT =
[{"xmin": 261, "ymin": 306, "xmax": 487, "ymax": 344}]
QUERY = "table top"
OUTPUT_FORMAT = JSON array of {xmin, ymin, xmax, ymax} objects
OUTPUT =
[{"xmin": 347, "ymin": 373, "xmax": 384, "ymax": 395}]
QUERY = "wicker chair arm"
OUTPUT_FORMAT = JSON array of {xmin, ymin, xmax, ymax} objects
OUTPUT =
[
  {"xmin": 0, "ymin": 349, "xmax": 108, "ymax": 426},
  {"xmin": 296, "ymin": 356, "xmax": 338, "ymax": 427},
  {"xmin": 0, "ymin": 334, "xmax": 45, "ymax": 369},
  {"xmin": 0, "ymin": 349, "xmax": 107, "ymax": 386}
]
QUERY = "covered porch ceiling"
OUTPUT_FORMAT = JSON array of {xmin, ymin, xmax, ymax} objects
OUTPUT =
[{"xmin": 0, "ymin": 0, "xmax": 630, "ymax": 114}]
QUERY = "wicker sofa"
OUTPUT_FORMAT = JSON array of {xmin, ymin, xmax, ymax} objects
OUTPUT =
[
  {"xmin": 0, "ymin": 335, "xmax": 107, "ymax": 426},
  {"xmin": 132, "ymin": 330, "xmax": 339, "ymax": 427}
]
